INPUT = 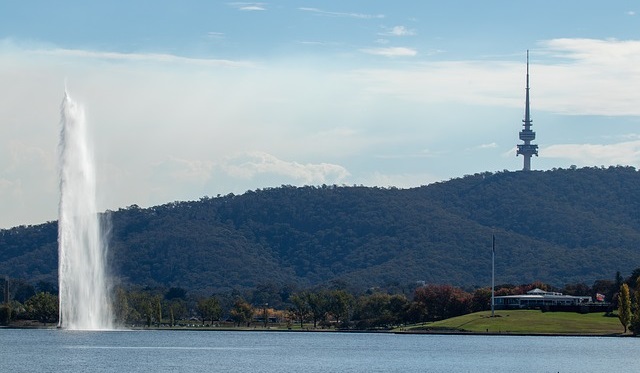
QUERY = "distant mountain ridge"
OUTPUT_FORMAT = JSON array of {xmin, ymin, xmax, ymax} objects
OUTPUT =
[{"xmin": 1, "ymin": 166, "xmax": 639, "ymax": 292}]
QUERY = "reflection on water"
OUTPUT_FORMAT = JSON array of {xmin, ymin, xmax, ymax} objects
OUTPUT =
[{"xmin": 2, "ymin": 329, "xmax": 638, "ymax": 373}]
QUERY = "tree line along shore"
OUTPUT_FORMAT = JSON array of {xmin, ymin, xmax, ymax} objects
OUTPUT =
[{"xmin": 2, "ymin": 268, "xmax": 640, "ymax": 335}]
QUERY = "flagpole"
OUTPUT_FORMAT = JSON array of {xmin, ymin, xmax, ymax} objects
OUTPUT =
[{"xmin": 491, "ymin": 234, "xmax": 495, "ymax": 318}]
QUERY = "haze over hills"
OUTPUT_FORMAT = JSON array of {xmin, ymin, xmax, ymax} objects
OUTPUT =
[{"xmin": 1, "ymin": 166, "xmax": 639, "ymax": 294}]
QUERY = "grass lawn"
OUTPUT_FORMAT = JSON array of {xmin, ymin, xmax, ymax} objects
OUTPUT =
[{"xmin": 404, "ymin": 310, "xmax": 626, "ymax": 335}]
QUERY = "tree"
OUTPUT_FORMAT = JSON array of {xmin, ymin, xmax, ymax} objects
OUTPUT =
[
  {"xmin": 625, "ymin": 268, "xmax": 640, "ymax": 287},
  {"xmin": 305, "ymin": 291, "xmax": 328, "ymax": 328},
  {"xmin": 289, "ymin": 293, "xmax": 309, "ymax": 328},
  {"xmin": 153, "ymin": 295, "xmax": 163, "ymax": 327},
  {"xmin": 113, "ymin": 287, "xmax": 130, "ymax": 324},
  {"xmin": 413, "ymin": 284, "xmax": 471, "ymax": 321},
  {"xmin": 197, "ymin": 297, "xmax": 222, "ymax": 326},
  {"xmin": 128, "ymin": 291, "xmax": 154, "ymax": 326},
  {"xmin": 387, "ymin": 294, "xmax": 410, "ymax": 326},
  {"xmin": 470, "ymin": 288, "xmax": 492, "ymax": 312},
  {"xmin": 629, "ymin": 277, "xmax": 640, "ymax": 335},
  {"xmin": 614, "ymin": 271, "xmax": 624, "ymax": 308},
  {"xmin": 326, "ymin": 290, "xmax": 353, "ymax": 327},
  {"xmin": 229, "ymin": 298, "xmax": 253, "ymax": 327},
  {"xmin": 25, "ymin": 292, "xmax": 58, "ymax": 325},
  {"xmin": 617, "ymin": 283, "xmax": 631, "ymax": 333},
  {"xmin": 352, "ymin": 293, "xmax": 396, "ymax": 329},
  {"xmin": 561, "ymin": 282, "xmax": 590, "ymax": 296},
  {"xmin": 168, "ymin": 299, "xmax": 187, "ymax": 327}
]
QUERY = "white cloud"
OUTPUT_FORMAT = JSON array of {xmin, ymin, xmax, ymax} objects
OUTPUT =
[
  {"xmin": 352, "ymin": 38, "xmax": 640, "ymax": 116},
  {"xmin": 206, "ymin": 32, "xmax": 225, "ymax": 39},
  {"xmin": 542, "ymin": 140, "xmax": 640, "ymax": 165},
  {"xmin": 535, "ymin": 38, "xmax": 640, "ymax": 115},
  {"xmin": 360, "ymin": 47, "xmax": 417, "ymax": 57},
  {"xmin": 221, "ymin": 152, "xmax": 350, "ymax": 184},
  {"xmin": 627, "ymin": 11, "xmax": 636, "ymax": 16},
  {"xmin": 350, "ymin": 60, "xmax": 519, "ymax": 106},
  {"xmin": 477, "ymin": 143, "xmax": 498, "ymax": 150},
  {"xmin": 4, "ymin": 37, "xmax": 640, "ymax": 227},
  {"xmin": 229, "ymin": 2, "xmax": 267, "ymax": 11},
  {"xmin": 299, "ymin": 7, "xmax": 384, "ymax": 19},
  {"xmin": 379, "ymin": 26, "xmax": 415, "ymax": 37},
  {"xmin": 34, "ymin": 47, "xmax": 253, "ymax": 68}
]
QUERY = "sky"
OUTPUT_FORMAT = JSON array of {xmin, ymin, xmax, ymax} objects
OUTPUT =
[{"xmin": 1, "ymin": 1, "xmax": 640, "ymax": 228}]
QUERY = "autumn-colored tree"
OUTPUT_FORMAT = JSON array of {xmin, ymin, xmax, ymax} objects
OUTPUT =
[
  {"xmin": 618, "ymin": 283, "xmax": 631, "ymax": 333},
  {"xmin": 229, "ymin": 298, "xmax": 253, "ymax": 327},
  {"xmin": 413, "ymin": 284, "xmax": 471, "ymax": 321}
]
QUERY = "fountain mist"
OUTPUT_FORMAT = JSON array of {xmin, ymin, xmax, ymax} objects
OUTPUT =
[{"xmin": 58, "ymin": 91, "xmax": 112, "ymax": 330}]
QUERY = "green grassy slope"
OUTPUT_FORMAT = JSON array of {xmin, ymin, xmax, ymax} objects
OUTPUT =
[{"xmin": 407, "ymin": 310, "xmax": 624, "ymax": 335}]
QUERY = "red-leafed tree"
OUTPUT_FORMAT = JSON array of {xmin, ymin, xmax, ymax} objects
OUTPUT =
[{"xmin": 413, "ymin": 284, "xmax": 471, "ymax": 321}]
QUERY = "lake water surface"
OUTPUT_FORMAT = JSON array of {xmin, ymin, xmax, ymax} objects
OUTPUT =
[{"xmin": 1, "ymin": 329, "xmax": 636, "ymax": 372}]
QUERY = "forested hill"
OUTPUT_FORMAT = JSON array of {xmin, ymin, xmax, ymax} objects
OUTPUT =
[{"xmin": 2, "ymin": 166, "xmax": 640, "ymax": 293}]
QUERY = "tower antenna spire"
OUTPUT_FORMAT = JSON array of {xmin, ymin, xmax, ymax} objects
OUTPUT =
[{"xmin": 516, "ymin": 50, "xmax": 538, "ymax": 171}]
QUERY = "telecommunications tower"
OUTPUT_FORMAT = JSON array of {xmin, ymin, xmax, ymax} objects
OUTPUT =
[{"xmin": 516, "ymin": 50, "xmax": 538, "ymax": 171}]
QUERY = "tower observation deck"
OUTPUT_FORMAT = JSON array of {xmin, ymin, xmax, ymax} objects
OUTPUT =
[{"xmin": 516, "ymin": 50, "xmax": 538, "ymax": 171}]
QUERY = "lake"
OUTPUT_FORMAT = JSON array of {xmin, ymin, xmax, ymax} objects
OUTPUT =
[{"xmin": 1, "ymin": 329, "xmax": 637, "ymax": 372}]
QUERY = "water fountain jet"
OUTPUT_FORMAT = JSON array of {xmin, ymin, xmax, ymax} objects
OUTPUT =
[{"xmin": 58, "ymin": 90, "xmax": 112, "ymax": 330}]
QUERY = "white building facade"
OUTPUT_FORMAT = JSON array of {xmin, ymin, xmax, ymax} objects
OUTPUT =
[{"xmin": 494, "ymin": 288, "xmax": 592, "ymax": 309}]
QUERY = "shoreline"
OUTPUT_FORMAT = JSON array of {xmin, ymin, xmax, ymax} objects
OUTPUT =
[{"xmin": 1, "ymin": 324, "xmax": 631, "ymax": 337}]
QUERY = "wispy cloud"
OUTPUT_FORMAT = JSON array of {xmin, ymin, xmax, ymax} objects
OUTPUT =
[
  {"xmin": 222, "ymin": 152, "xmax": 350, "ymax": 184},
  {"xmin": 4, "ymin": 36, "xmax": 640, "ymax": 227},
  {"xmin": 352, "ymin": 38, "xmax": 640, "ymax": 116},
  {"xmin": 627, "ymin": 10, "xmax": 636, "ymax": 16},
  {"xmin": 477, "ymin": 143, "xmax": 498, "ymax": 150},
  {"xmin": 360, "ymin": 47, "xmax": 417, "ymax": 57},
  {"xmin": 535, "ymin": 38, "xmax": 640, "ymax": 115},
  {"xmin": 542, "ymin": 140, "xmax": 640, "ymax": 165},
  {"xmin": 206, "ymin": 32, "xmax": 225, "ymax": 39},
  {"xmin": 379, "ymin": 26, "xmax": 415, "ymax": 37},
  {"xmin": 32, "ymin": 48, "xmax": 254, "ymax": 68},
  {"xmin": 229, "ymin": 2, "xmax": 267, "ymax": 11},
  {"xmin": 299, "ymin": 7, "xmax": 384, "ymax": 19}
]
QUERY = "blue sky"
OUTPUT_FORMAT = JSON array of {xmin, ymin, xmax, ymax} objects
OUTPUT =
[{"xmin": 1, "ymin": 1, "xmax": 639, "ymax": 228}]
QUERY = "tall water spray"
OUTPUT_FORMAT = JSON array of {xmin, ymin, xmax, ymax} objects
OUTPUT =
[{"xmin": 58, "ymin": 91, "xmax": 112, "ymax": 330}]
